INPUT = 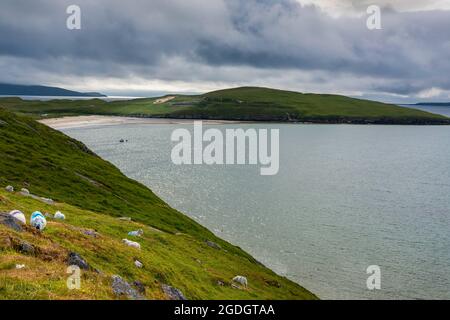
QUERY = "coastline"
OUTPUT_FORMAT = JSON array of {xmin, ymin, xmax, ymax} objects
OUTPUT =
[{"xmin": 38, "ymin": 115, "xmax": 245, "ymax": 130}]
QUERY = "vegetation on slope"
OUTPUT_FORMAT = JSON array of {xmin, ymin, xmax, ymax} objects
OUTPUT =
[
  {"xmin": 0, "ymin": 108, "xmax": 317, "ymax": 300},
  {"xmin": 1, "ymin": 87, "xmax": 448, "ymax": 124}
]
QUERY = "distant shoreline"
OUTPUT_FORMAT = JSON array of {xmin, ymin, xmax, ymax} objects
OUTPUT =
[{"xmin": 39, "ymin": 115, "xmax": 246, "ymax": 130}]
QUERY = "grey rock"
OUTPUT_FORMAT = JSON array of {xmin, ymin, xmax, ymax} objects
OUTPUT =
[
  {"xmin": 161, "ymin": 284, "xmax": 187, "ymax": 300},
  {"xmin": 111, "ymin": 275, "xmax": 145, "ymax": 300},
  {"xmin": 13, "ymin": 240, "xmax": 35, "ymax": 255},
  {"xmin": 40, "ymin": 197, "xmax": 54, "ymax": 205},
  {"xmin": 83, "ymin": 229, "xmax": 99, "ymax": 237},
  {"xmin": 20, "ymin": 188, "xmax": 30, "ymax": 196},
  {"xmin": 133, "ymin": 280, "xmax": 146, "ymax": 295},
  {"xmin": 67, "ymin": 252, "xmax": 90, "ymax": 270},
  {"xmin": 205, "ymin": 240, "xmax": 221, "ymax": 250},
  {"xmin": 0, "ymin": 212, "xmax": 23, "ymax": 232}
]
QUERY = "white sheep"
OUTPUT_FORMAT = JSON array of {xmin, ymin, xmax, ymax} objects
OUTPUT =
[
  {"xmin": 122, "ymin": 239, "xmax": 141, "ymax": 250},
  {"xmin": 128, "ymin": 229, "xmax": 143, "ymax": 237},
  {"xmin": 9, "ymin": 210, "xmax": 26, "ymax": 225},
  {"xmin": 5, "ymin": 185, "xmax": 14, "ymax": 192},
  {"xmin": 232, "ymin": 276, "xmax": 248, "ymax": 288},
  {"xmin": 54, "ymin": 211, "xmax": 66, "ymax": 220},
  {"xmin": 30, "ymin": 211, "xmax": 47, "ymax": 231},
  {"xmin": 134, "ymin": 260, "xmax": 144, "ymax": 268}
]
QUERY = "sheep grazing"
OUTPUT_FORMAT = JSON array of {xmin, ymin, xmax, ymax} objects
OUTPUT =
[
  {"xmin": 54, "ymin": 211, "xmax": 66, "ymax": 220},
  {"xmin": 30, "ymin": 211, "xmax": 47, "ymax": 231},
  {"xmin": 128, "ymin": 229, "xmax": 144, "ymax": 237},
  {"xmin": 8, "ymin": 210, "xmax": 26, "ymax": 225},
  {"xmin": 5, "ymin": 185, "xmax": 14, "ymax": 192},
  {"xmin": 122, "ymin": 239, "xmax": 141, "ymax": 250},
  {"xmin": 134, "ymin": 260, "xmax": 144, "ymax": 268},
  {"xmin": 20, "ymin": 188, "xmax": 30, "ymax": 195},
  {"xmin": 232, "ymin": 276, "xmax": 248, "ymax": 288}
]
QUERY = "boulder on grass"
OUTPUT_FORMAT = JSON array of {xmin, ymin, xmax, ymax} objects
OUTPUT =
[
  {"xmin": 0, "ymin": 212, "xmax": 24, "ymax": 232},
  {"xmin": 9, "ymin": 210, "xmax": 26, "ymax": 225},
  {"xmin": 161, "ymin": 284, "xmax": 186, "ymax": 300},
  {"xmin": 67, "ymin": 252, "xmax": 90, "ymax": 270},
  {"xmin": 111, "ymin": 275, "xmax": 145, "ymax": 300}
]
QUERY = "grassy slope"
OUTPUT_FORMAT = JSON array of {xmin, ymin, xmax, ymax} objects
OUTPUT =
[
  {"xmin": 0, "ymin": 87, "xmax": 448, "ymax": 124},
  {"xmin": 0, "ymin": 108, "xmax": 317, "ymax": 300}
]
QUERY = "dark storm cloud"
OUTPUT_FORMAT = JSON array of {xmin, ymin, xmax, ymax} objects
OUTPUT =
[{"xmin": 0, "ymin": 0, "xmax": 450, "ymax": 99}]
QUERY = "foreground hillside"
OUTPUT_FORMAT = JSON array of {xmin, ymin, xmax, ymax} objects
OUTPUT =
[
  {"xmin": 0, "ymin": 108, "xmax": 316, "ymax": 300},
  {"xmin": 1, "ymin": 87, "xmax": 449, "ymax": 124}
]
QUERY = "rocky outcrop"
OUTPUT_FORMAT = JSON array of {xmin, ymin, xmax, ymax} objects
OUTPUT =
[
  {"xmin": 0, "ymin": 212, "xmax": 24, "ymax": 232},
  {"xmin": 205, "ymin": 240, "xmax": 221, "ymax": 250},
  {"xmin": 111, "ymin": 275, "xmax": 145, "ymax": 300},
  {"xmin": 161, "ymin": 284, "xmax": 186, "ymax": 300},
  {"xmin": 67, "ymin": 252, "xmax": 90, "ymax": 270}
]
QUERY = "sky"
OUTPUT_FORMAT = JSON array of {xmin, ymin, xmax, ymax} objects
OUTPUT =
[{"xmin": 1, "ymin": 0, "xmax": 450, "ymax": 103}]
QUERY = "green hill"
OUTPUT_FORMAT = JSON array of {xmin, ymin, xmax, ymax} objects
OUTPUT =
[
  {"xmin": 1, "ymin": 87, "xmax": 448, "ymax": 124},
  {"xmin": 0, "ymin": 108, "xmax": 317, "ymax": 300}
]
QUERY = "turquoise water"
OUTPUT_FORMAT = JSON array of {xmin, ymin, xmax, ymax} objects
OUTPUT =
[{"xmin": 64, "ymin": 124, "xmax": 450, "ymax": 300}]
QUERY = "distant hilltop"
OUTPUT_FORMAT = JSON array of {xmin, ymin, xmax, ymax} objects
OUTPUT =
[
  {"xmin": 415, "ymin": 102, "xmax": 450, "ymax": 107},
  {"xmin": 0, "ymin": 83, "xmax": 106, "ymax": 97},
  {"xmin": 1, "ymin": 86, "xmax": 449, "ymax": 124}
]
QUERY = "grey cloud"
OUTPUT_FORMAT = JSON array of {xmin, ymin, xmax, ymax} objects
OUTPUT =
[{"xmin": 0, "ymin": 0, "xmax": 449, "ymax": 100}]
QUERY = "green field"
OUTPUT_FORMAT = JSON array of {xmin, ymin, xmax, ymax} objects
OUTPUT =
[
  {"xmin": 1, "ymin": 87, "xmax": 448, "ymax": 124},
  {"xmin": 0, "ymin": 108, "xmax": 317, "ymax": 300}
]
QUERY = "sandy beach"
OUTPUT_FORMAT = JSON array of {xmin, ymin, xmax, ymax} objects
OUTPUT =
[{"xmin": 39, "ymin": 115, "xmax": 242, "ymax": 130}]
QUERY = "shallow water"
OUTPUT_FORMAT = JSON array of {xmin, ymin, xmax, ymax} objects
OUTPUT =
[{"xmin": 64, "ymin": 124, "xmax": 450, "ymax": 300}]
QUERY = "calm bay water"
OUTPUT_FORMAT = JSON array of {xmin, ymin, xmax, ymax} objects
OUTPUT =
[{"xmin": 63, "ymin": 124, "xmax": 450, "ymax": 300}]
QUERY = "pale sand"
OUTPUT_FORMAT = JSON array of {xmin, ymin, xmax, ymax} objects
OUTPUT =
[
  {"xmin": 39, "ymin": 115, "xmax": 242, "ymax": 130},
  {"xmin": 153, "ymin": 96, "xmax": 176, "ymax": 104}
]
